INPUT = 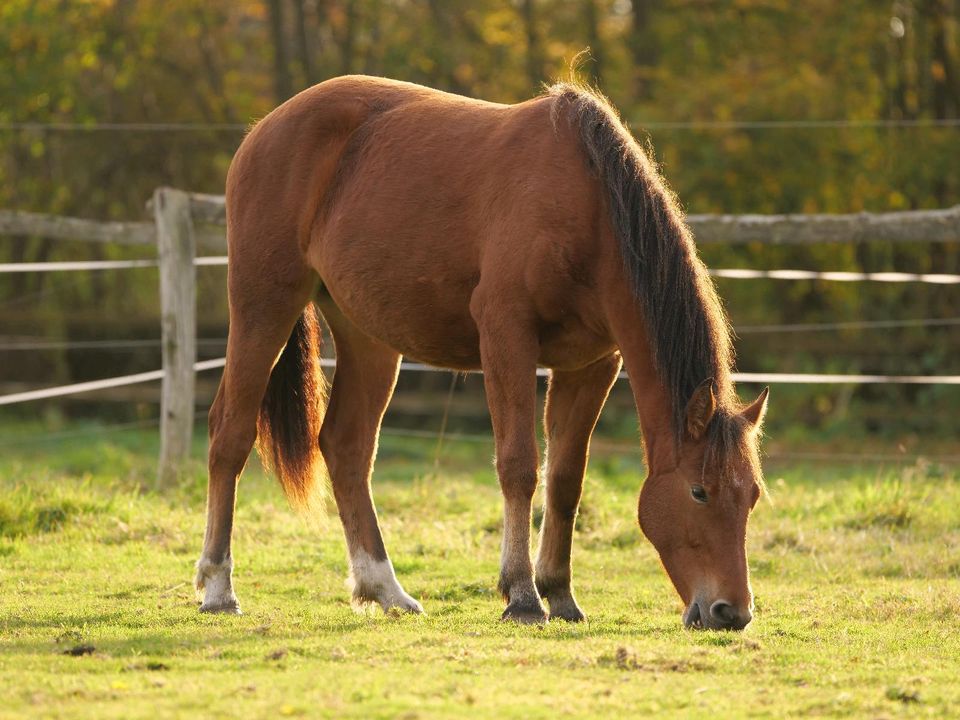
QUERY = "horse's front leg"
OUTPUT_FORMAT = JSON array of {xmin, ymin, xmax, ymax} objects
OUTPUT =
[
  {"xmin": 475, "ymin": 306, "xmax": 546, "ymax": 623},
  {"xmin": 535, "ymin": 353, "xmax": 622, "ymax": 621}
]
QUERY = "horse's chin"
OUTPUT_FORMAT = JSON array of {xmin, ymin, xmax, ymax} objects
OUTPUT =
[{"xmin": 682, "ymin": 600, "xmax": 704, "ymax": 630}]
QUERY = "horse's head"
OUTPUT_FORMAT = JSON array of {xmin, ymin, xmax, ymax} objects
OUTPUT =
[{"xmin": 638, "ymin": 379, "xmax": 768, "ymax": 631}]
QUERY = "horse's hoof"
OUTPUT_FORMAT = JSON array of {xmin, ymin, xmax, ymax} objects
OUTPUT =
[
  {"xmin": 199, "ymin": 600, "xmax": 242, "ymax": 615},
  {"xmin": 382, "ymin": 593, "xmax": 425, "ymax": 615},
  {"xmin": 544, "ymin": 593, "xmax": 586, "ymax": 622},
  {"xmin": 501, "ymin": 601, "xmax": 548, "ymax": 624},
  {"xmin": 549, "ymin": 604, "xmax": 586, "ymax": 623},
  {"xmin": 537, "ymin": 585, "xmax": 586, "ymax": 622}
]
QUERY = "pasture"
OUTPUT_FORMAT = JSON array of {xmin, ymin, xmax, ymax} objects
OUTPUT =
[{"xmin": 1, "ymin": 423, "xmax": 957, "ymax": 719}]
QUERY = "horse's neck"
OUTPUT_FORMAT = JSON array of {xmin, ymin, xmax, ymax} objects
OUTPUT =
[{"xmin": 606, "ymin": 295, "xmax": 678, "ymax": 473}]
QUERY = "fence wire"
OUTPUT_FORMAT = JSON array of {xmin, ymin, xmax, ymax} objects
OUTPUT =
[
  {"xmin": 5, "ymin": 118, "xmax": 960, "ymax": 131},
  {"xmin": 2, "ymin": 413, "xmax": 957, "ymax": 466},
  {"xmin": 3, "ymin": 316, "xmax": 960, "ymax": 352}
]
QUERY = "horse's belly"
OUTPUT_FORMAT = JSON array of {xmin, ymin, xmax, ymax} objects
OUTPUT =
[
  {"xmin": 538, "ymin": 329, "xmax": 617, "ymax": 371},
  {"xmin": 313, "ymin": 223, "xmax": 615, "ymax": 373},
  {"xmin": 371, "ymin": 302, "xmax": 482, "ymax": 370},
  {"xmin": 317, "ymin": 263, "xmax": 483, "ymax": 370},
  {"xmin": 318, "ymin": 268, "xmax": 615, "ymax": 374}
]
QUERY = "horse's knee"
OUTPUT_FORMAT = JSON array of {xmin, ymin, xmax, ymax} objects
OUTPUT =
[
  {"xmin": 546, "ymin": 493, "xmax": 580, "ymax": 524},
  {"xmin": 495, "ymin": 448, "xmax": 539, "ymax": 500},
  {"xmin": 545, "ymin": 468, "xmax": 585, "ymax": 519}
]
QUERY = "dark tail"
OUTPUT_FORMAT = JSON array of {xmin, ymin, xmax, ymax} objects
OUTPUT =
[{"xmin": 255, "ymin": 305, "xmax": 327, "ymax": 509}]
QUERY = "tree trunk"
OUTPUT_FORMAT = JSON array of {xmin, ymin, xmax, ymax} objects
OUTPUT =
[
  {"xmin": 196, "ymin": 7, "xmax": 237, "ymax": 122},
  {"xmin": 426, "ymin": 0, "xmax": 468, "ymax": 94},
  {"xmin": 928, "ymin": 0, "xmax": 959, "ymax": 118},
  {"xmin": 363, "ymin": 0, "xmax": 382, "ymax": 75},
  {"xmin": 522, "ymin": 0, "xmax": 543, "ymax": 90},
  {"xmin": 267, "ymin": 0, "xmax": 293, "ymax": 103},
  {"xmin": 902, "ymin": 1, "xmax": 919, "ymax": 118},
  {"xmin": 584, "ymin": 0, "xmax": 603, "ymax": 86},
  {"xmin": 630, "ymin": 0, "xmax": 658, "ymax": 100},
  {"xmin": 293, "ymin": 0, "xmax": 315, "ymax": 86},
  {"xmin": 339, "ymin": 0, "xmax": 356, "ymax": 75}
]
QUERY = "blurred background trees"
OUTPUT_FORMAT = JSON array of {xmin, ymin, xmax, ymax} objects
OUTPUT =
[{"xmin": 1, "ymin": 0, "xmax": 958, "ymax": 441}]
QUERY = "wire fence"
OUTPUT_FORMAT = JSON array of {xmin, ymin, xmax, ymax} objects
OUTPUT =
[
  {"xmin": 3, "ymin": 409, "xmax": 958, "ymax": 467},
  {"xmin": 4, "ymin": 355, "xmax": 960, "ymax": 408},
  {"xmin": 5, "ymin": 256, "xmax": 960, "ymax": 283},
  {"xmin": 0, "ymin": 338, "xmax": 228, "ymax": 351},
  {"xmin": 4, "ymin": 316, "xmax": 960, "ymax": 352},
  {"xmin": 3, "ymin": 254, "xmax": 960, "ymax": 401},
  {"xmin": 2, "ymin": 197, "xmax": 959, "ymax": 471},
  {"xmin": 4, "ymin": 118, "xmax": 960, "ymax": 131}
]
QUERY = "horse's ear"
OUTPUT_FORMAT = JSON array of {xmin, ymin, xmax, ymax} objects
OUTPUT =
[
  {"xmin": 741, "ymin": 386, "xmax": 770, "ymax": 430},
  {"xmin": 685, "ymin": 378, "xmax": 716, "ymax": 441}
]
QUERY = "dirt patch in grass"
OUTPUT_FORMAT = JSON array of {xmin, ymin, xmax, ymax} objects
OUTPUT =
[
  {"xmin": 603, "ymin": 646, "xmax": 714, "ymax": 673},
  {"xmin": 62, "ymin": 644, "xmax": 95, "ymax": 657}
]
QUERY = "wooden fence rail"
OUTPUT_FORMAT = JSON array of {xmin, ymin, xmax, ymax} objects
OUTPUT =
[
  {"xmin": 6, "ymin": 201, "xmax": 960, "ymax": 246},
  {"xmin": 0, "ymin": 210, "xmax": 155, "ymax": 245},
  {"xmin": 2, "ymin": 195, "xmax": 960, "ymax": 484},
  {"xmin": 145, "ymin": 196, "xmax": 960, "ymax": 246},
  {"xmin": 687, "ymin": 205, "xmax": 960, "ymax": 245}
]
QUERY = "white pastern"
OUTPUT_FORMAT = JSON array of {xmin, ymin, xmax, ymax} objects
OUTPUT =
[
  {"xmin": 195, "ymin": 556, "xmax": 241, "ymax": 614},
  {"xmin": 348, "ymin": 550, "xmax": 424, "ymax": 614}
]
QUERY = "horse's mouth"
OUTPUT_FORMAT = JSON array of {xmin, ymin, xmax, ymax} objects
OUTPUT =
[{"xmin": 683, "ymin": 601, "xmax": 703, "ymax": 630}]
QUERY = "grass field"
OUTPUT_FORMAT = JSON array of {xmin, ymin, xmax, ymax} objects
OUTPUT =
[{"xmin": 1, "ymin": 421, "xmax": 958, "ymax": 718}]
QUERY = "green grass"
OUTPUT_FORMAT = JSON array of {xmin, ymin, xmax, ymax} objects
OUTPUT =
[{"xmin": 0, "ymin": 422, "xmax": 958, "ymax": 718}]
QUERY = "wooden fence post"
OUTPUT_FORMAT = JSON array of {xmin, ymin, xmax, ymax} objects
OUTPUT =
[{"xmin": 155, "ymin": 187, "xmax": 197, "ymax": 486}]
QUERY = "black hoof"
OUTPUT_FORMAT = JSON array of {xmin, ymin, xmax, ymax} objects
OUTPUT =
[
  {"xmin": 539, "ymin": 588, "xmax": 586, "ymax": 622},
  {"xmin": 549, "ymin": 604, "xmax": 586, "ymax": 622}
]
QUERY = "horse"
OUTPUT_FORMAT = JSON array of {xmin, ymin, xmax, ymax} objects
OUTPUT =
[{"xmin": 194, "ymin": 75, "xmax": 769, "ymax": 630}]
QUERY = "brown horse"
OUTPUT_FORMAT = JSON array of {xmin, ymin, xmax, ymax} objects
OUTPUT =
[{"xmin": 195, "ymin": 76, "xmax": 769, "ymax": 630}]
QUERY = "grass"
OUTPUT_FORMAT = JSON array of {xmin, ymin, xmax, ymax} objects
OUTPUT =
[{"xmin": 0, "ymin": 421, "xmax": 958, "ymax": 718}]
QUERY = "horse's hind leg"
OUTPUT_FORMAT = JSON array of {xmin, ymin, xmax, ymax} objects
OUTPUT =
[
  {"xmin": 196, "ymin": 272, "xmax": 315, "ymax": 614},
  {"xmin": 317, "ymin": 298, "xmax": 422, "ymax": 614},
  {"xmin": 535, "ymin": 353, "xmax": 622, "ymax": 621}
]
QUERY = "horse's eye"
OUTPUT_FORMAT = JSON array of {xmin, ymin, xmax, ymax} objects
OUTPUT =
[{"xmin": 691, "ymin": 485, "xmax": 708, "ymax": 503}]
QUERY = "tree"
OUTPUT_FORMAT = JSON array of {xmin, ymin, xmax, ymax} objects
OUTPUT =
[
  {"xmin": 630, "ymin": 0, "xmax": 657, "ymax": 100},
  {"xmin": 583, "ymin": 0, "xmax": 604, "ymax": 85},
  {"xmin": 293, "ymin": 0, "xmax": 316, "ymax": 86},
  {"xmin": 522, "ymin": 0, "xmax": 545, "ymax": 90},
  {"xmin": 267, "ymin": 0, "xmax": 293, "ymax": 103}
]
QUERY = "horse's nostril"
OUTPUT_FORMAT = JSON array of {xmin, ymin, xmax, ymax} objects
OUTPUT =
[
  {"xmin": 710, "ymin": 601, "xmax": 735, "ymax": 623},
  {"xmin": 709, "ymin": 600, "xmax": 751, "ymax": 630}
]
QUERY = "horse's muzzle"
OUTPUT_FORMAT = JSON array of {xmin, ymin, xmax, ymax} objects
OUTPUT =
[{"xmin": 683, "ymin": 599, "xmax": 752, "ymax": 631}]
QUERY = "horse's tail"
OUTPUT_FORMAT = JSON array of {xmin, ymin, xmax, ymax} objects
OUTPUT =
[{"xmin": 255, "ymin": 305, "xmax": 327, "ymax": 509}]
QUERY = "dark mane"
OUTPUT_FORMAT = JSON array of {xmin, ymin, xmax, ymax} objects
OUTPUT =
[{"xmin": 550, "ymin": 83, "xmax": 738, "ymax": 446}]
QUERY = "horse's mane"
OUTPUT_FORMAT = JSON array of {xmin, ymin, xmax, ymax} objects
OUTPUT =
[{"xmin": 550, "ymin": 83, "xmax": 742, "ymax": 452}]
